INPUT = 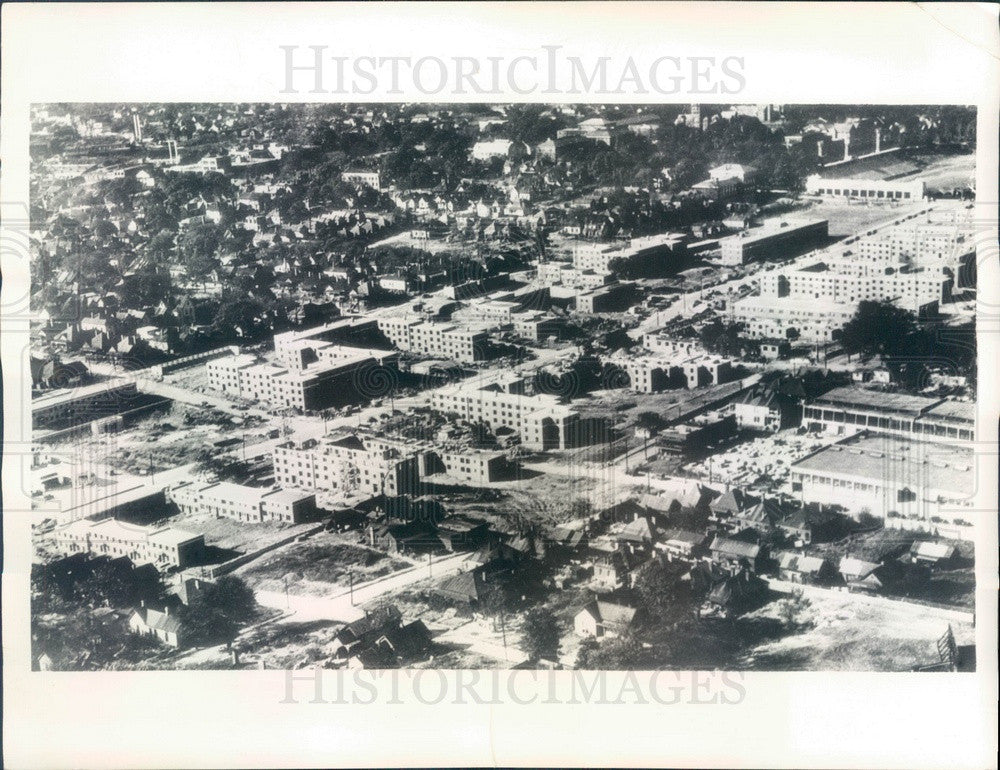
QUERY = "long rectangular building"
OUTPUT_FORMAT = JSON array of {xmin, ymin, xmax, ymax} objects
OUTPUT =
[
  {"xmin": 791, "ymin": 433, "xmax": 973, "ymax": 540},
  {"xmin": 377, "ymin": 317, "xmax": 487, "ymax": 363},
  {"xmin": 430, "ymin": 382, "xmax": 586, "ymax": 451},
  {"xmin": 52, "ymin": 518, "xmax": 206, "ymax": 569},
  {"xmin": 805, "ymin": 174, "xmax": 925, "ymax": 202},
  {"xmin": 802, "ymin": 386, "xmax": 974, "ymax": 445},
  {"xmin": 719, "ymin": 218, "xmax": 828, "ymax": 266},
  {"xmin": 169, "ymin": 481, "xmax": 317, "ymax": 524},
  {"xmin": 207, "ymin": 353, "xmax": 389, "ymax": 411},
  {"xmin": 760, "ymin": 259, "xmax": 951, "ymax": 313},
  {"xmin": 32, "ymin": 380, "xmax": 140, "ymax": 430},
  {"xmin": 732, "ymin": 296, "xmax": 856, "ymax": 343}
]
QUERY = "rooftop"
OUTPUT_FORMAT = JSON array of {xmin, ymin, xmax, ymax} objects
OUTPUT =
[{"xmin": 792, "ymin": 433, "xmax": 973, "ymax": 495}]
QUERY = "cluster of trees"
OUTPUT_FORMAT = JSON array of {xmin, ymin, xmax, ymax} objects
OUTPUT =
[
  {"xmin": 180, "ymin": 576, "xmax": 258, "ymax": 646},
  {"xmin": 839, "ymin": 301, "xmax": 976, "ymax": 391}
]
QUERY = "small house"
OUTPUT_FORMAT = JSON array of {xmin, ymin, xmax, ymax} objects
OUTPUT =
[
  {"xmin": 128, "ymin": 604, "xmax": 185, "ymax": 648},
  {"xmin": 574, "ymin": 600, "xmax": 637, "ymax": 639}
]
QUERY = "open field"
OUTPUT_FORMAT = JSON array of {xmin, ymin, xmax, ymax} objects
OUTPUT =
[
  {"xmin": 906, "ymin": 151, "xmax": 976, "ymax": 191},
  {"xmin": 799, "ymin": 197, "xmax": 926, "ymax": 237},
  {"xmin": 740, "ymin": 589, "xmax": 975, "ymax": 671},
  {"xmin": 237, "ymin": 532, "xmax": 412, "ymax": 598}
]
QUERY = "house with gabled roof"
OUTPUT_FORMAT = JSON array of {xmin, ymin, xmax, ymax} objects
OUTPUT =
[
  {"xmin": 574, "ymin": 600, "xmax": 637, "ymax": 639},
  {"xmin": 728, "ymin": 498, "xmax": 784, "ymax": 535},
  {"xmin": 335, "ymin": 606, "xmax": 403, "ymax": 658},
  {"xmin": 709, "ymin": 487, "xmax": 757, "ymax": 524},
  {"xmin": 347, "ymin": 620, "xmax": 433, "ymax": 669},
  {"xmin": 128, "ymin": 603, "xmax": 185, "ymax": 648},
  {"xmin": 709, "ymin": 535, "xmax": 762, "ymax": 573},
  {"xmin": 658, "ymin": 529, "xmax": 709, "ymax": 561},
  {"xmin": 772, "ymin": 550, "xmax": 836, "ymax": 584}
]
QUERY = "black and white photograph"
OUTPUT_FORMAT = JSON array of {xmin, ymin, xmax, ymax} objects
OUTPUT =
[
  {"xmin": 27, "ymin": 101, "xmax": 980, "ymax": 672},
  {"xmin": 2, "ymin": 3, "xmax": 997, "ymax": 769}
]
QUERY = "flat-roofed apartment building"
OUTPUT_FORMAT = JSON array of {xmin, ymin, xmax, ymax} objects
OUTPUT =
[
  {"xmin": 718, "ymin": 218, "xmax": 828, "ymax": 266},
  {"xmin": 430, "ymin": 382, "xmax": 584, "ymax": 451},
  {"xmin": 791, "ymin": 432, "xmax": 974, "ymax": 540},
  {"xmin": 206, "ymin": 352, "xmax": 389, "ymax": 411},
  {"xmin": 169, "ymin": 480, "xmax": 317, "ymax": 524},
  {"xmin": 607, "ymin": 350, "xmax": 733, "ymax": 393},
  {"xmin": 732, "ymin": 296, "xmax": 855, "ymax": 343},
  {"xmin": 418, "ymin": 448, "xmax": 509, "ymax": 485},
  {"xmin": 802, "ymin": 386, "xmax": 974, "ymax": 446},
  {"xmin": 272, "ymin": 434, "xmax": 421, "ymax": 504},
  {"xmin": 761, "ymin": 258, "xmax": 951, "ymax": 313},
  {"xmin": 52, "ymin": 518, "xmax": 206, "ymax": 569},
  {"xmin": 377, "ymin": 316, "xmax": 487, "ymax": 363},
  {"xmin": 273, "ymin": 317, "xmax": 382, "ymax": 362},
  {"xmin": 32, "ymin": 379, "xmax": 139, "ymax": 430},
  {"xmin": 340, "ymin": 169, "xmax": 381, "ymax": 191}
]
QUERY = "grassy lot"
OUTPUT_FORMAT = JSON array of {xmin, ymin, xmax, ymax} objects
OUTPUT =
[
  {"xmin": 908, "ymin": 151, "xmax": 976, "ymax": 191},
  {"xmin": 739, "ymin": 589, "xmax": 975, "ymax": 671},
  {"xmin": 800, "ymin": 197, "xmax": 925, "ymax": 238},
  {"xmin": 167, "ymin": 511, "xmax": 317, "ymax": 554},
  {"xmin": 239, "ymin": 618, "xmax": 344, "ymax": 669},
  {"xmin": 237, "ymin": 532, "xmax": 411, "ymax": 598}
]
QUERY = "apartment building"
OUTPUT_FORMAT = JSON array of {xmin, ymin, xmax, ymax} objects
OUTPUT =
[
  {"xmin": 419, "ymin": 449, "xmax": 508, "ymax": 485},
  {"xmin": 170, "ymin": 481, "xmax": 316, "ymax": 524},
  {"xmin": 608, "ymin": 350, "xmax": 733, "ymax": 393},
  {"xmin": 576, "ymin": 283, "xmax": 635, "ymax": 313},
  {"xmin": 430, "ymin": 382, "xmax": 584, "ymax": 451},
  {"xmin": 341, "ymin": 169, "xmax": 381, "ymax": 191},
  {"xmin": 377, "ymin": 317, "xmax": 487, "ymax": 363},
  {"xmin": 206, "ymin": 354, "xmax": 259, "ymax": 396},
  {"xmin": 207, "ymin": 352, "xmax": 387, "ymax": 410},
  {"xmin": 272, "ymin": 434, "xmax": 421, "ymax": 503},
  {"xmin": 855, "ymin": 221, "xmax": 974, "ymax": 272},
  {"xmin": 33, "ymin": 380, "xmax": 140, "ymax": 431},
  {"xmin": 761, "ymin": 259, "xmax": 951, "ymax": 313},
  {"xmin": 719, "ymin": 218, "xmax": 829, "ymax": 266},
  {"xmin": 53, "ymin": 518, "xmax": 206, "ymax": 569},
  {"xmin": 732, "ymin": 295, "xmax": 855, "ymax": 342},
  {"xmin": 273, "ymin": 317, "xmax": 381, "ymax": 362}
]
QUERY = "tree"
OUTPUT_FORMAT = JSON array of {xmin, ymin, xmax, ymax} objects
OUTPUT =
[
  {"xmin": 776, "ymin": 589, "xmax": 812, "ymax": 629},
  {"xmin": 202, "ymin": 576, "xmax": 258, "ymax": 623},
  {"xmin": 839, "ymin": 300, "xmax": 918, "ymax": 359},
  {"xmin": 180, "ymin": 601, "xmax": 238, "ymax": 647},
  {"xmin": 520, "ymin": 607, "xmax": 561, "ymax": 663},
  {"xmin": 574, "ymin": 634, "xmax": 651, "ymax": 669},
  {"xmin": 632, "ymin": 556, "xmax": 696, "ymax": 628}
]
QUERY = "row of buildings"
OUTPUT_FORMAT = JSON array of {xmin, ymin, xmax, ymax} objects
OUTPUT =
[{"xmin": 732, "ymin": 203, "xmax": 974, "ymax": 342}]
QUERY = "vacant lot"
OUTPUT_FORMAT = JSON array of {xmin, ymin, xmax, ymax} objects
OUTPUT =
[
  {"xmin": 740, "ymin": 590, "xmax": 975, "ymax": 671},
  {"xmin": 237, "ymin": 532, "xmax": 412, "ymax": 598},
  {"xmin": 804, "ymin": 197, "xmax": 925, "ymax": 237}
]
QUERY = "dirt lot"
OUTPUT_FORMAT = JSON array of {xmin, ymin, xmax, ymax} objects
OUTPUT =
[
  {"xmin": 169, "ymin": 510, "xmax": 318, "ymax": 554},
  {"xmin": 237, "ymin": 532, "xmax": 412, "ymax": 598},
  {"xmin": 907, "ymin": 151, "xmax": 976, "ymax": 192},
  {"xmin": 801, "ymin": 197, "xmax": 926, "ymax": 238},
  {"xmin": 740, "ymin": 589, "xmax": 975, "ymax": 671}
]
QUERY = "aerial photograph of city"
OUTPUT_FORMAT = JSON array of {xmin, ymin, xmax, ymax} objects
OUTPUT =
[{"xmin": 28, "ymin": 102, "xmax": 978, "ymax": 672}]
